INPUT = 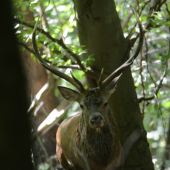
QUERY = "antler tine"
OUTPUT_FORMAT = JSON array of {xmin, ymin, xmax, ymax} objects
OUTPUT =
[
  {"xmin": 98, "ymin": 68, "xmax": 104, "ymax": 89},
  {"xmin": 32, "ymin": 17, "xmax": 81, "ymax": 92},
  {"xmin": 70, "ymin": 72, "xmax": 85, "ymax": 93},
  {"xmin": 102, "ymin": 17, "xmax": 144, "ymax": 89}
]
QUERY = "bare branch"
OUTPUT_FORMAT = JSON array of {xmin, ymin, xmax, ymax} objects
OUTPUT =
[
  {"xmin": 144, "ymin": 36, "xmax": 157, "ymax": 86},
  {"xmin": 139, "ymin": 18, "xmax": 170, "ymax": 104},
  {"xmin": 31, "ymin": 121, "xmax": 54, "ymax": 170},
  {"xmin": 138, "ymin": 50, "xmax": 169, "ymax": 103},
  {"xmin": 139, "ymin": 48, "xmax": 145, "ymax": 118},
  {"xmin": 37, "ymin": 100, "xmax": 71, "ymax": 136},
  {"xmin": 18, "ymin": 41, "xmax": 80, "ymax": 70},
  {"xmin": 14, "ymin": 18, "xmax": 85, "ymax": 71},
  {"xmin": 37, "ymin": 79, "xmax": 86, "ymax": 135},
  {"xmin": 122, "ymin": 0, "xmax": 143, "ymax": 30},
  {"xmin": 28, "ymin": 73, "xmax": 55, "ymax": 117},
  {"xmin": 18, "ymin": 41, "xmax": 36, "ymax": 56}
]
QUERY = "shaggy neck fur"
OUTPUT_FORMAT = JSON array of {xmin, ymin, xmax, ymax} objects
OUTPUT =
[{"xmin": 76, "ymin": 107, "xmax": 121, "ymax": 168}]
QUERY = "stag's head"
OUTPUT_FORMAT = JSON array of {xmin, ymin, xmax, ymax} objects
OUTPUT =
[
  {"xmin": 58, "ymin": 70, "xmax": 122, "ymax": 129},
  {"xmin": 32, "ymin": 17, "xmax": 143, "ymax": 129}
]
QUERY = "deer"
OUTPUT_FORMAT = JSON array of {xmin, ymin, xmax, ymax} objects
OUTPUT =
[{"xmin": 32, "ymin": 15, "xmax": 143, "ymax": 170}]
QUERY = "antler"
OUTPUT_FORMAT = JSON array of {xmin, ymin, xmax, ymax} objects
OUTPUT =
[
  {"xmin": 32, "ymin": 18, "xmax": 84, "ymax": 92},
  {"xmin": 100, "ymin": 19, "xmax": 144, "ymax": 89},
  {"xmin": 98, "ymin": 68, "xmax": 104, "ymax": 89},
  {"xmin": 70, "ymin": 72, "xmax": 85, "ymax": 93}
]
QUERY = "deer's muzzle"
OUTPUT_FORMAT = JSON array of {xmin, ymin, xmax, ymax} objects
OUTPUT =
[{"xmin": 89, "ymin": 112, "xmax": 104, "ymax": 128}]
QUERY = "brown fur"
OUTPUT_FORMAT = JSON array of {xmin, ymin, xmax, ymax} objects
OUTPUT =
[{"xmin": 56, "ymin": 88, "xmax": 123, "ymax": 170}]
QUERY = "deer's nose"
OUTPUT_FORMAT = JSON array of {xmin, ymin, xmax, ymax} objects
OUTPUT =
[{"xmin": 91, "ymin": 116, "xmax": 103, "ymax": 126}]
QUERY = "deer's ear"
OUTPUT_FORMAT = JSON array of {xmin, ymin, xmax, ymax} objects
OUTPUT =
[
  {"xmin": 58, "ymin": 86, "xmax": 81, "ymax": 102},
  {"xmin": 106, "ymin": 74, "xmax": 122, "ymax": 99}
]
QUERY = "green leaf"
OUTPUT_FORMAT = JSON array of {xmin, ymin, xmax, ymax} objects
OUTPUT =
[
  {"xmin": 85, "ymin": 67, "xmax": 90, "ymax": 72},
  {"xmin": 65, "ymin": 59, "xmax": 71, "ymax": 65},
  {"xmin": 150, "ymin": 19, "xmax": 156, "ymax": 27},
  {"xmin": 162, "ymin": 101, "xmax": 170, "ymax": 108}
]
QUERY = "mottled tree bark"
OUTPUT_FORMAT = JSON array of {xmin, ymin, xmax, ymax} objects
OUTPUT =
[{"xmin": 73, "ymin": 0, "xmax": 154, "ymax": 169}]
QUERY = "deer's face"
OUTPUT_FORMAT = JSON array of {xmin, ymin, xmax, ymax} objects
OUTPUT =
[
  {"xmin": 58, "ymin": 85, "xmax": 117, "ymax": 129},
  {"xmin": 79, "ymin": 88, "xmax": 108, "ymax": 128}
]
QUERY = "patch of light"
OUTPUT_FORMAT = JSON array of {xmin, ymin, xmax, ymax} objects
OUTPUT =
[
  {"xmin": 15, "ymin": 24, "xmax": 19, "ymax": 28},
  {"xmin": 147, "ymin": 131, "xmax": 159, "ymax": 140},
  {"xmin": 160, "ymin": 91, "xmax": 164, "ymax": 95},
  {"xmin": 46, "ymin": 109, "xmax": 64, "ymax": 125},
  {"xmin": 68, "ymin": 111, "xmax": 80, "ymax": 117},
  {"xmin": 149, "ymin": 83, "xmax": 155, "ymax": 88},
  {"xmin": 64, "ymin": 37, "xmax": 71, "ymax": 44},
  {"xmin": 142, "ymin": 61, "xmax": 147, "ymax": 66},
  {"xmin": 124, "ymin": 32, "xmax": 128, "ymax": 38},
  {"xmin": 31, "ymin": 0, "xmax": 38, "ymax": 4},
  {"xmin": 45, "ymin": 4, "xmax": 53, "ymax": 11},
  {"xmin": 36, "ymin": 83, "xmax": 49, "ymax": 100},
  {"xmin": 160, "ymin": 140, "xmax": 166, "ymax": 147},
  {"xmin": 136, "ymin": 75, "xmax": 141, "ymax": 85},
  {"xmin": 157, "ymin": 126, "xmax": 163, "ymax": 132},
  {"xmin": 65, "ymin": 68, "xmax": 72, "ymax": 75},
  {"xmin": 29, "ymin": 34, "xmax": 32, "ymax": 39},
  {"xmin": 26, "ymin": 37, "xmax": 30, "ymax": 43},
  {"xmin": 57, "ymin": 5, "xmax": 66, "ymax": 12},
  {"xmin": 69, "ymin": 15, "xmax": 74, "ymax": 23},
  {"xmin": 63, "ymin": 27, "xmax": 69, "ymax": 38},
  {"xmin": 16, "ymin": 30, "xmax": 21, "ymax": 34},
  {"xmin": 149, "ymin": 120, "xmax": 154, "ymax": 127},
  {"xmin": 162, "ymin": 77, "xmax": 168, "ymax": 84},
  {"xmin": 37, "ymin": 109, "xmax": 64, "ymax": 131},
  {"xmin": 152, "ymin": 158, "xmax": 157, "ymax": 164},
  {"xmin": 52, "ymin": 9, "xmax": 56, "ymax": 15},
  {"xmin": 152, "ymin": 142, "xmax": 158, "ymax": 148},
  {"xmin": 135, "ymin": 27, "xmax": 139, "ymax": 33}
]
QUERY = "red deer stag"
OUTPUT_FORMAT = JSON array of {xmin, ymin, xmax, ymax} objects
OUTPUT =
[{"xmin": 32, "ymin": 17, "xmax": 143, "ymax": 170}]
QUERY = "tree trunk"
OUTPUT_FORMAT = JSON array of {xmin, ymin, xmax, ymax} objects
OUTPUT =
[
  {"xmin": 0, "ymin": 0, "xmax": 33, "ymax": 169},
  {"xmin": 73, "ymin": 0, "xmax": 154, "ymax": 169}
]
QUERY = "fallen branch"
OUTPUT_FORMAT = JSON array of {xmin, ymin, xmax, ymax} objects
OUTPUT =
[{"xmin": 28, "ymin": 73, "xmax": 54, "ymax": 117}]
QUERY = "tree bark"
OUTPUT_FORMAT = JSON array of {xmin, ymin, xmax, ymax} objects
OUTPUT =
[{"xmin": 73, "ymin": 0, "xmax": 154, "ymax": 169}]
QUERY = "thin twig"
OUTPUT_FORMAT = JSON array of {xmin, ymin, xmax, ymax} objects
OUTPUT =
[
  {"xmin": 138, "ymin": 67, "xmax": 168, "ymax": 103},
  {"xmin": 31, "ymin": 121, "xmax": 54, "ymax": 170},
  {"xmin": 139, "ymin": 49, "xmax": 145, "ymax": 118},
  {"xmin": 138, "ymin": 27, "xmax": 169, "ymax": 103},
  {"xmin": 122, "ymin": 0, "xmax": 142, "ymax": 30},
  {"xmin": 18, "ymin": 41, "xmax": 36, "ymax": 55},
  {"xmin": 127, "ymin": 0, "xmax": 166, "ymax": 48},
  {"xmin": 144, "ymin": 36, "xmax": 157, "ymax": 86}
]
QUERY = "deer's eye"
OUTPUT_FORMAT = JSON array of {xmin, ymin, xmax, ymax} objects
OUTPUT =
[
  {"xmin": 80, "ymin": 104, "xmax": 83, "ymax": 109},
  {"xmin": 104, "ymin": 102, "xmax": 108, "ymax": 107}
]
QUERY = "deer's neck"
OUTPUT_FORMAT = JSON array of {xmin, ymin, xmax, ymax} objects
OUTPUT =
[{"xmin": 76, "ymin": 111, "xmax": 121, "ymax": 167}]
